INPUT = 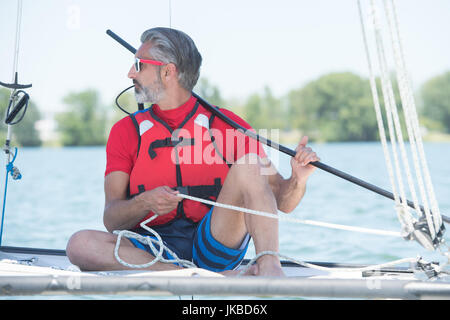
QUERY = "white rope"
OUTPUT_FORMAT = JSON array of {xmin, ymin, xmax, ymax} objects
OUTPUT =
[
  {"xmin": 177, "ymin": 193, "xmax": 402, "ymax": 237},
  {"xmin": 113, "ymin": 215, "xmax": 197, "ymax": 269},
  {"xmin": 238, "ymin": 250, "xmax": 419, "ymax": 276},
  {"xmin": 357, "ymin": 0, "xmax": 416, "ymax": 237},
  {"xmin": 383, "ymin": 0, "xmax": 442, "ymax": 234},
  {"xmin": 379, "ymin": 0, "xmax": 434, "ymax": 238},
  {"xmin": 113, "ymin": 193, "xmax": 419, "ymax": 276},
  {"xmin": 112, "ymin": 192, "xmax": 401, "ymax": 269},
  {"xmin": 175, "ymin": 195, "xmax": 443, "ymax": 276},
  {"xmin": 12, "ymin": 0, "xmax": 23, "ymax": 81},
  {"xmin": 174, "ymin": 197, "xmax": 420, "ymax": 275},
  {"xmin": 358, "ymin": 0, "xmax": 444, "ymax": 244},
  {"xmin": 370, "ymin": 0, "xmax": 423, "ymax": 223},
  {"xmin": 5, "ymin": 0, "xmax": 25, "ymax": 149}
]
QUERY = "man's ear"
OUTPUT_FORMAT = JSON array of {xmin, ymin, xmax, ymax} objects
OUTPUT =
[{"xmin": 162, "ymin": 63, "xmax": 177, "ymax": 81}]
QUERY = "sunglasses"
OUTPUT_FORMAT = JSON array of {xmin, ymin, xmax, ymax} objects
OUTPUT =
[{"xmin": 134, "ymin": 57, "xmax": 165, "ymax": 72}]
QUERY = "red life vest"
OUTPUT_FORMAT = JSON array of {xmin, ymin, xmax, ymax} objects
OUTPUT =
[{"xmin": 129, "ymin": 100, "xmax": 230, "ymax": 227}]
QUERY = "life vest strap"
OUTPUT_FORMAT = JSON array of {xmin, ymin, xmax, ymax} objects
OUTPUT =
[
  {"xmin": 128, "ymin": 178, "xmax": 222, "ymax": 203},
  {"xmin": 148, "ymin": 137, "xmax": 195, "ymax": 159},
  {"xmin": 175, "ymin": 178, "xmax": 222, "ymax": 202}
]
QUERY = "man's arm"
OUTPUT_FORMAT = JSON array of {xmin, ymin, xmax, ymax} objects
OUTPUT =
[
  {"xmin": 268, "ymin": 170, "xmax": 309, "ymax": 213},
  {"xmin": 267, "ymin": 136, "xmax": 319, "ymax": 213},
  {"xmin": 103, "ymin": 171, "xmax": 182, "ymax": 232},
  {"xmin": 103, "ymin": 171, "xmax": 149, "ymax": 232}
]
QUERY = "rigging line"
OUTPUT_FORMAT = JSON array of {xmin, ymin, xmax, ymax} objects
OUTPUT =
[
  {"xmin": 372, "ymin": 0, "xmax": 438, "ymax": 239},
  {"xmin": 177, "ymin": 193, "xmax": 402, "ymax": 238},
  {"xmin": 381, "ymin": 0, "xmax": 435, "ymax": 235},
  {"xmin": 356, "ymin": 0, "xmax": 415, "ymax": 235},
  {"xmin": 370, "ymin": 0, "xmax": 420, "ymax": 216},
  {"xmin": 1, "ymin": 0, "xmax": 26, "ymax": 247},
  {"xmin": 381, "ymin": 0, "xmax": 436, "ymax": 236},
  {"xmin": 368, "ymin": 0, "xmax": 427, "ymax": 230},
  {"xmin": 385, "ymin": 0, "xmax": 443, "ymax": 231},
  {"xmin": 12, "ymin": 0, "xmax": 23, "ymax": 81},
  {"xmin": 7, "ymin": 0, "xmax": 25, "ymax": 146},
  {"xmin": 239, "ymin": 251, "xmax": 418, "ymax": 275}
]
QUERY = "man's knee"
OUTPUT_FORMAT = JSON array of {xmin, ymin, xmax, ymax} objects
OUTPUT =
[
  {"xmin": 66, "ymin": 229, "xmax": 110, "ymax": 267},
  {"xmin": 66, "ymin": 230, "xmax": 90, "ymax": 263},
  {"xmin": 231, "ymin": 154, "xmax": 269, "ymax": 183}
]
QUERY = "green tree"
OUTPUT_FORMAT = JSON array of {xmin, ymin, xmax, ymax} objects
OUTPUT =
[
  {"xmin": 55, "ymin": 89, "xmax": 107, "ymax": 146},
  {"xmin": 243, "ymin": 92, "xmax": 265, "ymax": 129},
  {"xmin": 0, "ymin": 88, "xmax": 42, "ymax": 146},
  {"xmin": 287, "ymin": 72, "xmax": 379, "ymax": 141},
  {"xmin": 243, "ymin": 87, "xmax": 285, "ymax": 130},
  {"xmin": 419, "ymin": 71, "xmax": 450, "ymax": 133},
  {"xmin": 194, "ymin": 78, "xmax": 226, "ymax": 107}
]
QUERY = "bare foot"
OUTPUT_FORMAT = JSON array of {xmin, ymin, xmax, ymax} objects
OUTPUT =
[
  {"xmin": 219, "ymin": 256, "xmax": 285, "ymax": 277},
  {"xmin": 222, "ymin": 259, "xmax": 285, "ymax": 277},
  {"xmin": 219, "ymin": 269, "xmax": 241, "ymax": 276},
  {"xmin": 255, "ymin": 255, "xmax": 285, "ymax": 277},
  {"xmin": 218, "ymin": 264, "xmax": 258, "ymax": 277}
]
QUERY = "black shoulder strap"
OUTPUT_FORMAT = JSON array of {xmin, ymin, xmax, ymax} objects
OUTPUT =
[
  {"xmin": 207, "ymin": 111, "xmax": 232, "ymax": 168},
  {"xmin": 129, "ymin": 112, "xmax": 141, "ymax": 159}
]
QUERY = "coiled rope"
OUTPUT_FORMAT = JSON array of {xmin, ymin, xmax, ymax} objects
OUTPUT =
[{"xmin": 113, "ymin": 216, "xmax": 196, "ymax": 269}]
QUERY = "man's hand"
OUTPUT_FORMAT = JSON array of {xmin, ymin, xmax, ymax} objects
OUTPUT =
[
  {"xmin": 290, "ymin": 136, "xmax": 320, "ymax": 182},
  {"xmin": 135, "ymin": 186, "xmax": 182, "ymax": 216}
]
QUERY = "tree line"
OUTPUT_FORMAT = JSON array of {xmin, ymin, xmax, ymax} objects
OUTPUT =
[{"xmin": 0, "ymin": 70, "xmax": 449, "ymax": 146}]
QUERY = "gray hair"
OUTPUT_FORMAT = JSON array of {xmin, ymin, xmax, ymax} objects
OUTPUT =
[{"xmin": 140, "ymin": 27, "xmax": 202, "ymax": 92}]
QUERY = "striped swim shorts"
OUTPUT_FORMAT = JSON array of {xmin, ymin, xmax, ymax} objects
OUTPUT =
[{"xmin": 128, "ymin": 207, "xmax": 251, "ymax": 272}]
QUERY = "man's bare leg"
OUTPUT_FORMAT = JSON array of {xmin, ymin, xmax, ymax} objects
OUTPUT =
[
  {"xmin": 210, "ymin": 154, "xmax": 284, "ymax": 276},
  {"xmin": 66, "ymin": 229, "xmax": 181, "ymax": 271}
]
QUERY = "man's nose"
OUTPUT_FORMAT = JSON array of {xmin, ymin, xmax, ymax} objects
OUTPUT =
[{"xmin": 128, "ymin": 65, "xmax": 137, "ymax": 79}]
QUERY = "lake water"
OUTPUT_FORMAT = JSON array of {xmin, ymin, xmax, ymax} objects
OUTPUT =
[{"xmin": 1, "ymin": 142, "xmax": 449, "ymax": 298}]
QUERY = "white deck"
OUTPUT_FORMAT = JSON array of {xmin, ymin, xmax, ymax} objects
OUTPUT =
[{"xmin": 1, "ymin": 246, "xmax": 449, "ymax": 299}]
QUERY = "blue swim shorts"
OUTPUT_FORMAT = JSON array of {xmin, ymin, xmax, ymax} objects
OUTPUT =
[{"xmin": 128, "ymin": 207, "xmax": 250, "ymax": 272}]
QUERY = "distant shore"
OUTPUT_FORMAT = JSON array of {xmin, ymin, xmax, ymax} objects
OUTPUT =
[{"xmin": 277, "ymin": 129, "xmax": 450, "ymax": 144}]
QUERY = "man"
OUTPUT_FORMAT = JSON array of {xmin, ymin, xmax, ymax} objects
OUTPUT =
[{"xmin": 66, "ymin": 27, "xmax": 319, "ymax": 277}]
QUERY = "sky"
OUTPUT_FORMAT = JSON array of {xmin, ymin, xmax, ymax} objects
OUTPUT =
[{"xmin": 0, "ymin": 0, "xmax": 449, "ymax": 117}]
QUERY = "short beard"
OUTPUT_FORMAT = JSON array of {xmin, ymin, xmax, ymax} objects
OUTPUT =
[{"xmin": 134, "ymin": 77, "xmax": 165, "ymax": 104}]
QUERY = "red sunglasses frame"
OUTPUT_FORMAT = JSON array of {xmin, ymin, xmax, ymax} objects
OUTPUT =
[{"xmin": 134, "ymin": 57, "xmax": 165, "ymax": 72}]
